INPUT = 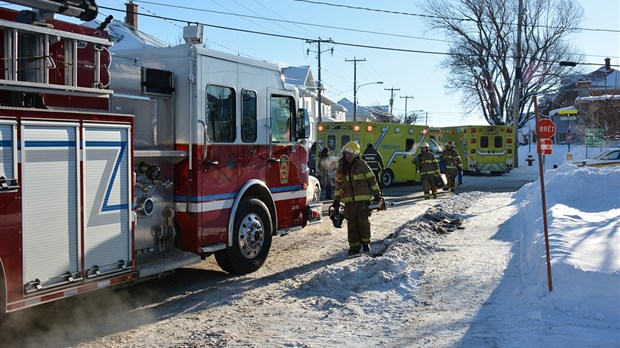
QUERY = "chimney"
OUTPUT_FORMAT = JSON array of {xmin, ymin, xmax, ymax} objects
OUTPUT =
[
  {"xmin": 125, "ymin": 1, "xmax": 138, "ymax": 29},
  {"xmin": 604, "ymin": 57, "xmax": 611, "ymax": 71}
]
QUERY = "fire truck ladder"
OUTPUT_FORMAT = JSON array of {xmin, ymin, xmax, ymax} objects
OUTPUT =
[{"xmin": 0, "ymin": 17, "xmax": 112, "ymax": 98}]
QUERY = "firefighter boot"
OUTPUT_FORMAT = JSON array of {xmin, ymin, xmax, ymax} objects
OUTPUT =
[{"xmin": 362, "ymin": 244, "xmax": 371, "ymax": 253}]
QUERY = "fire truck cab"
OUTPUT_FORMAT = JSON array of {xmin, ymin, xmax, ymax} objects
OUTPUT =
[{"xmin": 0, "ymin": 1, "xmax": 320, "ymax": 315}]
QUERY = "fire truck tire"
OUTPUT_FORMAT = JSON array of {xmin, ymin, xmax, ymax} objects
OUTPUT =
[
  {"xmin": 215, "ymin": 198, "xmax": 273, "ymax": 275},
  {"xmin": 381, "ymin": 169, "xmax": 395, "ymax": 188}
]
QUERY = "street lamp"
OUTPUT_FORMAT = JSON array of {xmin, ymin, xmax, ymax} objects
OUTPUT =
[{"xmin": 353, "ymin": 81, "xmax": 383, "ymax": 122}]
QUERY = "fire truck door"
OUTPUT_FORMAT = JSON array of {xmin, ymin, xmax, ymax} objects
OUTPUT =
[
  {"xmin": 82, "ymin": 125, "xmax": 132, "ymax": 278},
  {"xmin": 21, "ymin": 122, "xmax": 81, "ymax": 290},
  {"xmin": 200, "ymin": 84, "xmax": 239, "ymax": 242}
]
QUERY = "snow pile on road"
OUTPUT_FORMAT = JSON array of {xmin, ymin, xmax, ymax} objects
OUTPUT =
[{"xmin": 292, "ymin": 192, "xmax": 485, "ymax": 309}]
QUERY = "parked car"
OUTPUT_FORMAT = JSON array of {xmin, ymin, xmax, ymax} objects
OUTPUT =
[
  {"xmin": 572, "ymin": 148, "xmax": 620, "ymax": 167},
  {"xmin": 307, "ymin": 175, "xmax": 321, "ymax": 203}
]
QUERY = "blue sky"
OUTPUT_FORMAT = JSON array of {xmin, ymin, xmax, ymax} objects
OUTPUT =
[{"xmin": 5, "ymin": 0, "xmax": 619, "ymax": 126}]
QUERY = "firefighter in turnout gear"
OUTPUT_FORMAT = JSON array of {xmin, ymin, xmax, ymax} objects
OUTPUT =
[
  {"xmin": 333, "ymin": 141, "xmax": 382, "ymax": 256},
  {"xmin": 362, "ymin": 143, "xmax": 385, "ymax": 192},
  {"xmin": 414, "ymin": 142, "xmax": 441, "ymax": 199},
  {"xmin": 441, "ymin": 141, "xmax": 462, "ymax": 192}
]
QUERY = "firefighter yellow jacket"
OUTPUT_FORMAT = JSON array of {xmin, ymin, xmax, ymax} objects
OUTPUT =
[
  {"xmin": 441, "ymin": 148, "xmax": 462, "ymax": 170},
  {"xmin": 334, "ymin": 156, "xmax": 380, "ymax": 203},
  {"xmin": 415, "ymin": 151, "xmax": 440, "ymax": 175}
]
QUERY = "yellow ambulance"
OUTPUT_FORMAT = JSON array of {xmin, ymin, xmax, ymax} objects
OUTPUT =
[
  {"xmin": 429, "ymin": 125, "xmax": 514, "ymax": 175},
  {"xmin": 316, "ymin": 121, "xmax": 442, "ymax": 187}
]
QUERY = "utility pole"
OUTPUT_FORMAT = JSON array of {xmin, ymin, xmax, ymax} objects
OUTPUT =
[
  {"xmin": 384, "ymin": 87, "xmax": 400, "ymax": 121},
  {"xmin": 511, "ymin": 0, "xmax": 524, "ymax": 168},
  {"xmin": 306, "ymin": 38, "xmax": 334, "ymax": 122},
  {"xmin": 400, "ymin": 95, "xmax": 414, "ymax": 124},
  {"xmin": 345, "ymin": 57, "xmax": 365, "ymax": 122}
]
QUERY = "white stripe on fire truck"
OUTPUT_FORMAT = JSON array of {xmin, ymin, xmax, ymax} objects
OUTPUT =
[{"xmin": 174, "ymin": 188, "xmax": 306, "ymax": 213}]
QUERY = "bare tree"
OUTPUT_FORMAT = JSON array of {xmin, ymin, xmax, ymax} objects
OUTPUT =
[
  {"xmin": 394, "ymin": 112, "xmax": 420, "ymax": 125},
  {"xmin": 422, "ymin": 0, "xmax": 583, "ymax": 128}
]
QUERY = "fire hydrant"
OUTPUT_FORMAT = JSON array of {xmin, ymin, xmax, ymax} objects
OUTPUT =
[{"xmin": 526, "ymin": 154, "xmax": 535, "ymax": 166}]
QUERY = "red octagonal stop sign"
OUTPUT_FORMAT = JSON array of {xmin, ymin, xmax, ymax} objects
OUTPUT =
[{"xmin": 538, "ymin": 119, "xmax": 556, "ymax": 139}]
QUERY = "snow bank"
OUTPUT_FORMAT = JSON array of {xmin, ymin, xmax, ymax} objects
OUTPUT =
[{"xmin": 512, "ymin": 165, "xmax": 620, "ymax": 322}]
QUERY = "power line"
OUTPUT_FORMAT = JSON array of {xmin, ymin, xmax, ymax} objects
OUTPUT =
[
  {"xmin": 291, "ymin": 0, "xmax": 620, "ymax": 34},
  {"xmin": 96, "ymin": 5, "xmax": 619, "ymax": 66},
  {"xmin": 133, "ymin": 0, "xmax": 450, "ymax": 44}
]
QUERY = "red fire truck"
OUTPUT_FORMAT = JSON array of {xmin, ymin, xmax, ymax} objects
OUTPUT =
[{"xmin": 0, "ymin": 1, "xmax": 321, "ymax": 315}]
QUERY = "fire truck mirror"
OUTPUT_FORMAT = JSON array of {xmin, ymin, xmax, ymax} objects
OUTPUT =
[{"xmin": 297, "ymin": 108, "xmax": 310, "ymax": 141}]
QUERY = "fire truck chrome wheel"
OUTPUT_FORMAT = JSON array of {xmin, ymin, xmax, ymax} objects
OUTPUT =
[
  {"xmin": 215, "ymin": 198, "xmax": 273, "ymax": 275},
  {"xmin": 238, "ymin": 213, "xmax": 265, "ymax": 258}
]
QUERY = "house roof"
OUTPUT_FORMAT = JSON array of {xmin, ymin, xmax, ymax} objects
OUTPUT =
[
  {"xmin": 337, "ymin": 98, "xmax": 389, "ymax": 117},
  {"xmin": 588, "ymin": 68, "xmax": 619, "ymax": 88},
  {"xmin": 83, "ymin": 18, "xmax": 168, "ymax": 50},
  {"xmin": 282, "ymin": 66, "xmax": 316, "ymax": 89}
]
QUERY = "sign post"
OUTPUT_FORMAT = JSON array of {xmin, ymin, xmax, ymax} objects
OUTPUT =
[
  {"xmin": 537, "ymin": 138, "xmax": 553, "ymax": 155},
  {"xmin": 534, "ymin": 97, "xmax": 553, "ymax": 292},
  {"xmin": 559, "ymin": 108, "xmax": 578, "ymax": 160},
  {"xmin": 537, "ymin": 119, "xmax": 556, "ymax": 139},
  {"xmin": 537, "ymin": 118, "xmax": 556, "ymax": 157},
  {"xmin": 585, "ymin": 128, "xmax": 604, "ymax": 158}
]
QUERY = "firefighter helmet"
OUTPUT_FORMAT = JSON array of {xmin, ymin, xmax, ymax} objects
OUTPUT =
[
  {"xmin": 329, "ymin": 204, "xmax": 345, "ymax": 228},
  {"xmin": 446, "ymin": 140, "xmax": 454, "ymax": 148},
  {"xmin": 342, "ymin": 141, "xmax": 360, "ymax": 156},
  {"xmin": 421, "ymin": 142, "xmax": 430, "ymax": 148}
]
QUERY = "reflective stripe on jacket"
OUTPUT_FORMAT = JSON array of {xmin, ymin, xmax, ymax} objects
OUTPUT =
[
  {"xmin": 362, "ymin": 148, "xmax": 384, "ymax": 173},
  {"xmin": 442, "ymin": 148, "xmax": 462, "ymax": 169},
  {"xmin": 334, "ymin": 156, "xmax": 380, "ymax": 203},
  {"xmin": 415, "ymin": 151, "xmax": 440, "ymax": 175}
]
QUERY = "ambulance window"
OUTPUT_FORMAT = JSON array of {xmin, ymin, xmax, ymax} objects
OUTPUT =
[
  {"xmin": 206, "ymin": 85, "xmax": 236, "ymax": 142},
  {"xmin": 241, "ymin": 89, "xmax": 257, "ymax": 143},
  {"xmin": 327, "ymin": 135, "xmax": 336, "ymax": 151},
  {"xmin": 405, "ymin": 138, "xmax": 415, "ymax": 152},
  {"xmin": 494, "ymin": 136, "xmax": 503, "ymax": 148},
  {"xmin": 270, "ymin": 95, "xmax": 293, "ymax": 143},
  {"xmin": 480, "ymin": 136, "xmax": 489, "ymax": 148},
  {"xmin": 340, "ymin": 135, "xmax": 350, "ymax": 150}
]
